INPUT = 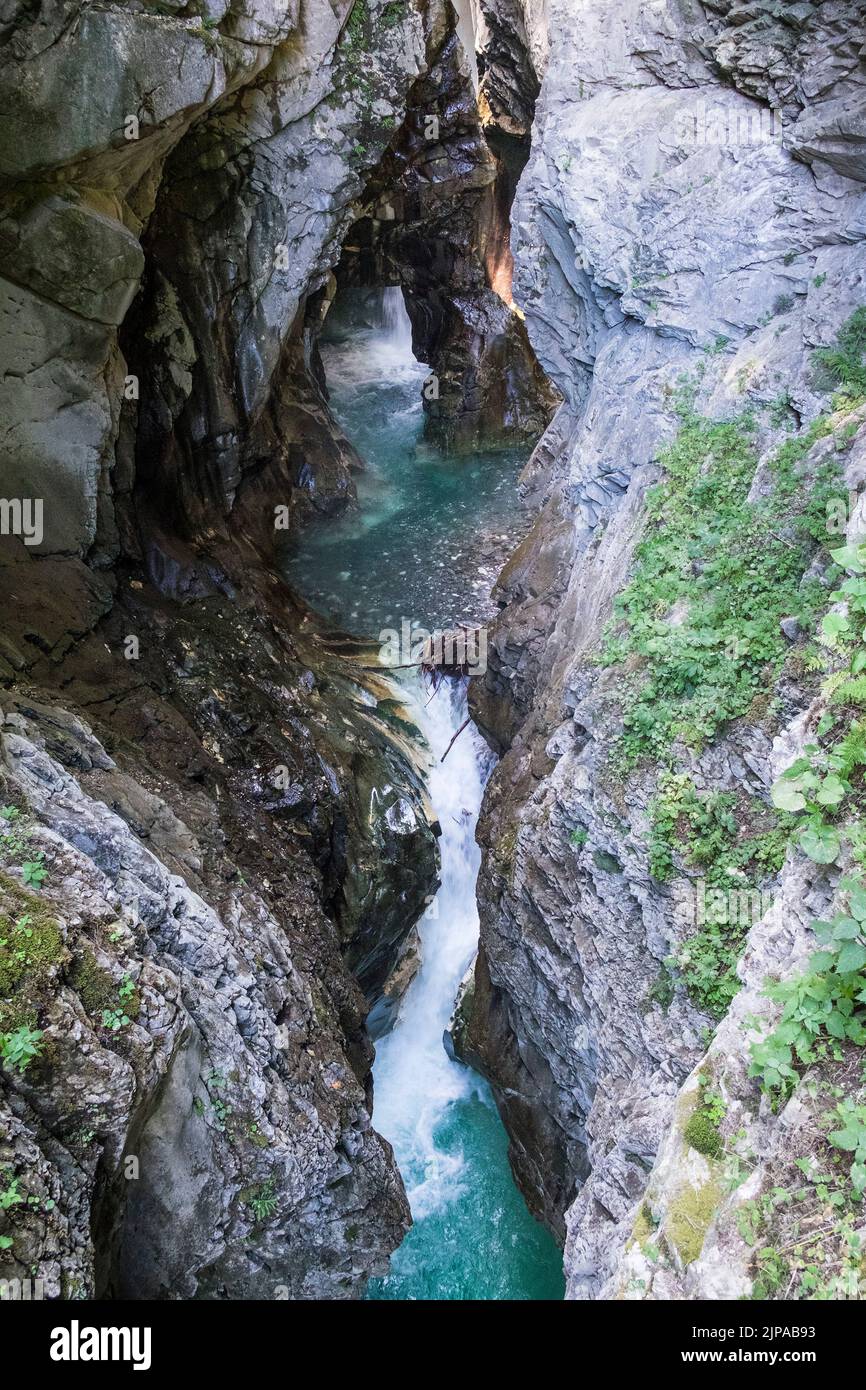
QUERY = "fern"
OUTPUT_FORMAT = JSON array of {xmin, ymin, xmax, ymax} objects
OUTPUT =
[
  {"xmin": 833, "ymin": 720, "xmax": 866, "ymax": 773},
  {"xmin": 830, "ymin": 677, "xmax": 866, "ymax": 707}
]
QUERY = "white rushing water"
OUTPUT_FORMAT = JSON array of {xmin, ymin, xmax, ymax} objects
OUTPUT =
[
  {"xmin": 372, "ymin": 677, "xmax": 490, "ymax": 1218},
  {"xmin": 379, "ymin": 285, "xmax": 415, "ymax": 361},
  {"xmin": 287, "ymin": 285, "xmax": 564, "ymax": 1296}
]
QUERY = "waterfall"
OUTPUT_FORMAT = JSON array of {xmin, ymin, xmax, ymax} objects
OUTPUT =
[
  {"xmin": 367, "ymin": 675, "xmax": 563, "ymax": 1299},
  {"xmin": 379, "ymin": 285, "xmax": 414, "ymax": 359},
  {"xmin": 371, "ymin": 677, "xmax": 488, "ymax": 1217},
  {"xmin": 288, "ymin": 287, "xmax": 564, "ymax": 1298}
]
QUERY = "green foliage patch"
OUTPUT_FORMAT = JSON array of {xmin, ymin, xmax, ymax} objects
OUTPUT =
[
  {"xmin": 600, "ymin": 384, "xmax": 836, "ymax": 770},
  {"xmin": 648, "ymin": 774, "xmax": 787, "ymax": 1015}
]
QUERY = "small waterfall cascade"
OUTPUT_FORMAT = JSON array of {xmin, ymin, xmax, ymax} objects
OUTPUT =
[{"xmin": 379, "ymin": 285, "xmax": 415, "ymax": 359}]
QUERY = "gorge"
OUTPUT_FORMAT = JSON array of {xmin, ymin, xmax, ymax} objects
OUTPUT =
[{"xmin": 2, "ymin": 0, "xmax": 866, "ymax": 1308}]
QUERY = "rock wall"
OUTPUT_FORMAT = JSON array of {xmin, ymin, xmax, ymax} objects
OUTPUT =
[
  {"xmin": 331, "ymin": 13, "xmax": 556, "ymax": 452},
  {"xmin": 465, "ymin": 0, "xmax": 866, "ymax": 1296}
]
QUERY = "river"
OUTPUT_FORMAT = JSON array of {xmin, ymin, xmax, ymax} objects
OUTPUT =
[{"xmin": 284, "ymin": 287, "xmax": 564, "ymax": 1301}]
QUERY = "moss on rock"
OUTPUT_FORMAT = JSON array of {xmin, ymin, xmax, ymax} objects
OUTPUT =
[
  {"xmin": 69, "ymin": 947, "xmax": 120, "ymax": 1021},
  {"xmin": 683, "ymin": 1106, "xmax": 723, "ymax": 1160},
  {"xmin": 630, "ymin": 1201, "xmax": 657, "ymax": 1248},
  {"xmin": 666, "ymin": 1179, "xmax": 723, "ymax": 1266},
  {"xmin": 0, "ymin": 871, "xmax": 65, "ymax": 1032}
]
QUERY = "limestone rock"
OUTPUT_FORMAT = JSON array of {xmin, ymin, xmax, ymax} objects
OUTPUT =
[{"xmin": 465, "ymin": 0, "xmax": 866, "ymax": 1300}]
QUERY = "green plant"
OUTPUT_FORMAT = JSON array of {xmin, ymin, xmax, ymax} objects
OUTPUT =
[
  {"xmin": 749, "ymin": 880, "xmax": 866, "ymax": 1095},
  {"xmin": 101, "ymin": 1007, "xmax": 130, "ymax": 1033},
  {"xmin": 342, "ymin": 0, "xmax": 369, "ymax": 51},
  {"xmin": 814, "ymin": 306, "xmax": 866, "ymax": 400},
  {"xmin": 21, "ymin": 854, "xmax": 47, "ymax": 890},
  {"xmin": 0, "ymin": 809, "xmax": 28, "ymax": 859},
  {"xmin": 604, "ymin": 312, "xmax": 866, "ymax": 773},
  {"xmin": 647, "ymin": 774, "xmax": 785, "ymax": 1014},
  {"xmin": 769, "ymin": 390, "xmax": 794, "ymax": 427},
  {"xmin": 768, "ymin": 537, "xmax": 866, "ymax": 870},
  {"xmin": 0, "ymin": 1174, "xmax": 23, "ymax": 1210},
  {"xmin": 569, "ymin": 826, "xmax": 588, "ymax": 848},
  {"xmin": 753, "ymin": 1245, "xmax": 788, "ymax": 1296},
  {"xmin": 826, "ymin": 1098, "xmax": 866, "ymax": 1196},
  {"xmin": 246, "ymin": 1121, "xmax": 269, "ymax": 1148},
  {"xmin": 380, "ymin": 0, "xmax": 406, "ymax": 25},
  {"xmin": 0, "ymin": 1024, "xmax": 43, "ymax": 1073},
  {"xmin": 676, "ymin": 925, "xmax": 747, "ymax": 1019},
  {"xmin": 244, "ymin": 1178, "xmax": 278, "ymax": 1223},
  {"xmin": 600, "ymin": 391, "xmax": 832, "ymax": 770}
]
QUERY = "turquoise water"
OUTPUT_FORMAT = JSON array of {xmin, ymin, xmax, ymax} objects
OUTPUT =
[
  {"xmin": 281, "ymin": 289, "xmax": 528, "ymax": 636},
  {"xmin": 365, "ymin": 673, "xmax": 564, "ymax": 1302},
  {"xmin": 369, "ymin": 1082, "xmax": 564, "ymax": 1300},
  {"xmin": 285, "ymin": 289, "xmax": 564, "ymax": 1302}
]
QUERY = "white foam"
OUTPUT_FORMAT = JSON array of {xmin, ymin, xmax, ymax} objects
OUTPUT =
[{"xmin": 372, "ymin": 676, "xmax": 491, "ymax": 1217}]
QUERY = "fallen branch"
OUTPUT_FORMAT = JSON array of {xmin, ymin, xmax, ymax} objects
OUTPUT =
[{"xmin": 440, "ymin": 716, "xmax": 471, "ymax": 763}]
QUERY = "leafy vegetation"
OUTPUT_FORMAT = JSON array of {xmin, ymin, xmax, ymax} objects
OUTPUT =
[
  {"xmin": 737, "ymin": 314, "xmax": 866, "ymax": 1253},
  {"xmin": 600, "ymin": 385, "xmax": 836, "ymax": 771},
  {"xmin": 649, "ymin": 773, "xmax": 787, "ymax": 887},
  {"xmin": 598, "ymin": 311, "xmax": 866, "ymax": 1260},
  {"xmin": 827, "ymin": 1097, "xmax": 866, "ymax": 1197},
  {"xmin": 814, "ymin": 305, "xmax": 866, "ymax": 403},
  {"xmin": 733, "ymin": 1130, "xmax": 866, "ymax": 1299},
  {"xmin": 243, "ymin": 1178, "xmax": 278, "ymax": 1223},
  {"xmin": 751, "ymin": 529, "xmax": 866, "ymax": 1099},
  {"xmin": 0, "ymin": 870, "xmax": 64, "ymax": 1047},
  {"xmin": 0, "ymin": 1023, "xmax": 43, "ymax": 1074},
  {"xmin": 749, "ymin": 885, "xmax": 866, "ymax": 1095},
  {"xmin": 648, "ymin": 774, "xmax": 787, "ymax": 1015},
  {"xmin": 101, "ymin": 1007, "xmax": 131, "ymax": 1033},
  {"xmin": 20, "ymin": 853, "xmax": 47, "ymax": 890}
]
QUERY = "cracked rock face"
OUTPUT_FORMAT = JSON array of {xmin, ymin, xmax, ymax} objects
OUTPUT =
[
  {"xmin": 0, "ymin": 696, "xmax": 410, "ymax": 1299},
  {"xmin": 463, "ymin": 0, "xmax": 866, "ymax": 1296}
]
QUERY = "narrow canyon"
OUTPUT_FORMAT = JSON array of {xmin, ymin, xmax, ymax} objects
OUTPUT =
[{"xmin": 1, "ymin": 0, "xmax": 866, "ymax": 1308}]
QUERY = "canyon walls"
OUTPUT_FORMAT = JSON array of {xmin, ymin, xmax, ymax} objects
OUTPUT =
[{"xmin": 465, "ymin": 0, "xmax": 866, "ymax": 1297}]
